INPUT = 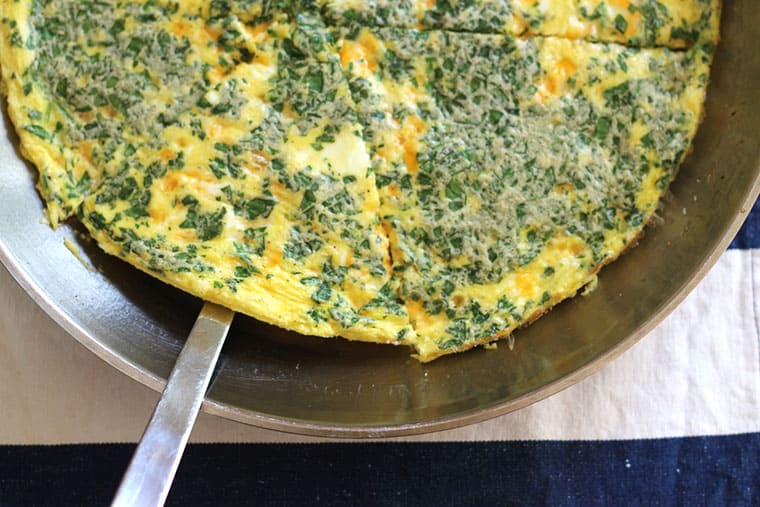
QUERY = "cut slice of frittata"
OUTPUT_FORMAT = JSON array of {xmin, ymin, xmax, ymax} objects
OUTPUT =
[
  {"xmin": 1, "ymin": 0, "xmax": 412, "ymax": 342},
  {"xmin": 334, "ymin": 26, "xmax": 713, "ymax": 359}
]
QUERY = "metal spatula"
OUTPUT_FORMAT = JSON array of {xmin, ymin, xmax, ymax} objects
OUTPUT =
[{"xmin": 112, "ymin": 302, "xmax": 235, "ymax": 506}]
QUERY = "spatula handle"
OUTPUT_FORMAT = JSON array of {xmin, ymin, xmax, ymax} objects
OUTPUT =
[{"xmin": 112, "ymin": 302, "xmax": 234, "ymax": 507}]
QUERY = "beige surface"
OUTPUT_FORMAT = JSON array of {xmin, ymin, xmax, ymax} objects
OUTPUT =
[{"xmin": 1, "ymin": 249, "xmax": 759, "ymax": 444}]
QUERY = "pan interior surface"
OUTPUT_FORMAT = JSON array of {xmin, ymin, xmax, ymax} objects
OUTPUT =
[{"xmin": 0, "ymin": 0, "xmax": 758, "ymax": 437}]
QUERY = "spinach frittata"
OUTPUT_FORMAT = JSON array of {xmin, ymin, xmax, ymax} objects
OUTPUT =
[{"xmin": 0, "ymin": 0, "xmax": 719, "ymax": 360}]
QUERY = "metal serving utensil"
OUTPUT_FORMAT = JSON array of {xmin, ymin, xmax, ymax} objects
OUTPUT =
[{"xmin": 112, "ymin": 302, "xmax": 235, "ymax": 507}]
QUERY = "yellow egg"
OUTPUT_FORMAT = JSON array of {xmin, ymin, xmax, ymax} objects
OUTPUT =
[{"xmin": 0, "ymin": 0, "xmax": 718, "ymax": 360}]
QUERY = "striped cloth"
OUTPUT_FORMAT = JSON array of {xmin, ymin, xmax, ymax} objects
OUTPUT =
[{"xmin": 1, "ymin": 198, "xmax": 758, "ymax": 505}]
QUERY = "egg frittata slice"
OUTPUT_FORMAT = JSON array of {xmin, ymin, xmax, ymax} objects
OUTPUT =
[
  {"xmin": 322, "ymin": 0, "xmax": 720, "ymax": 47},
  {"xmin": 334, "ymin": 27, "xmax": 712, "ymax": 359},
  {"xmin": 1, "ymin": 0, "xmax": 411, "ymax": 343}
]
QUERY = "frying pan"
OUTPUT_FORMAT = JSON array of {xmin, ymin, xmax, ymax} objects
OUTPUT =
[{"xmin": 1, "ymin": 0, "xmax": 758, "ymax": 438}]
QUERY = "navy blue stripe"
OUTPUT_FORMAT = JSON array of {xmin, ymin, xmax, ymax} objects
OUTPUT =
[
  {"xmin": 730, "ymin": 196, "xmax": 760, "ymax": 249},
  {"xmin": 1, "ymin": 434, "xmax": 758, "ymax": 506}
]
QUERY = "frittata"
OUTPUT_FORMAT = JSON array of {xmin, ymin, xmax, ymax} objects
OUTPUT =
[{"xmin": 0, "ymin": 0, "xmax": 719, "ymax": 360}]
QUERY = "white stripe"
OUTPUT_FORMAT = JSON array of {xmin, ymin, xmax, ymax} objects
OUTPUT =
[{"xmin": 1, "ymin": 250, "xmax": 758, "ymax": 443}]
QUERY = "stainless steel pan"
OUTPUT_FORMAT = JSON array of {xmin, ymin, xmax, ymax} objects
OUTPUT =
[{"xmin": 1, "ymin": 0, "xmax": 758, "ymax": 438}]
